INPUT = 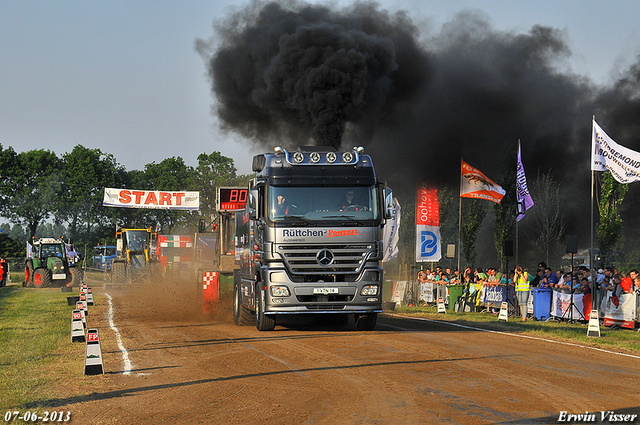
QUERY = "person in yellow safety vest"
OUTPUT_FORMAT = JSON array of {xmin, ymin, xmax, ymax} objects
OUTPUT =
[{"xmin": 514, "ymin": 265, "xmax": 530, "ymax": 321}]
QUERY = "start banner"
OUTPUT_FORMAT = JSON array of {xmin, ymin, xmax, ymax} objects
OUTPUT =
[{"xmin": 103, "ymin": 188, "xmax": 199, "ymax": 210}]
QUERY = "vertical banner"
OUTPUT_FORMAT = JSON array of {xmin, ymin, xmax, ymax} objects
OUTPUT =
[
  {"xmin": 516, "ymin": 141, "xmax": 534, "ymax": 221},
  {"xmin": 416, "ymin": 183, "xmax": 442, "ymax": 262},
  {"xmin": 382, "ymin": 197, "xmax": 401, "ymax": 262}
]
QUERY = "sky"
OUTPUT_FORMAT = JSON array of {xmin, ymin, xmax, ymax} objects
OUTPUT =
[{"xmin": 2, "ymin": 0, "xmax": 640, "ymax": 175}]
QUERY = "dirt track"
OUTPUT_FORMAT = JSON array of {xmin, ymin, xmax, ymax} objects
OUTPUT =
[{"xmin": 46, "ymin": 280, "xmax": 640, "ymax": 424}]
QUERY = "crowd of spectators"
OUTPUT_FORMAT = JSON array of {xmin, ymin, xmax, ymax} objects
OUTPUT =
[{"xmin": 415, "ymin": 261, "xmax": 640, "ymax": 322}]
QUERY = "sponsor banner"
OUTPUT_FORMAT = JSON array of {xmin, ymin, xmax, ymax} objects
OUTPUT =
[
  {"xmin": 277, "ymin": 227, "xmax": 373, "ymax": 243},
  {"xmin": 550, "ymin": 290, "xmax": 587, "ymax": 319},
  {"xmin": 382, "ymin": 197, "xmax": 401, "ymax": 262},
  {"xmin": 416, "ymin": 183, "xmax": 441, "ymax": 262},
  {"xmin": 516, "ymin": 141, "xmax": 534, "ymax": 221},
  {"xmin": 601, "ymin": 290, "xmax": 636, "ymax": 329},
  {"xmin": 592, "ymin": 120, "xmax": 640, "ymax": 183},
  {"xmin": 460, "ymin": 160, "xmax": 505, "ymax": 203},
  {"xmin": 103, "ymin": 188, "xmax": 199, "ymax": 210},
  {"xmin": 391, "ymin": 281, "xmax": 407, "ymax": 304},
  {"xmin": 420, "ymin": 281, "xmax": 434, "ymax": 304},
  {"xmin": 483, "ymin": 285, "xmax": 506, "ymax": 304}
]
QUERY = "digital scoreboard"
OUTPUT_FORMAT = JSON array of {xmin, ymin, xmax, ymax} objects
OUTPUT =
[{"xmin": 216, "ymin": 187, "xmax": 248, "ymax": 211}]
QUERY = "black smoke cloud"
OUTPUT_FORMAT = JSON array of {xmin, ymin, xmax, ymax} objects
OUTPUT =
[
  {"xmin": 197, "ymin": 1, "xmax": 428, "ymax": 149},
  {"xmin": 198, "ymin": 1, "xmax": 640, "ymax": 257}
]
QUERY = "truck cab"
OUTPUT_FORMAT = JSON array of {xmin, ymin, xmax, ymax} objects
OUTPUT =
[{"xmin": 234, "ymin": 146, "xmax": 393, "ymax": 331}]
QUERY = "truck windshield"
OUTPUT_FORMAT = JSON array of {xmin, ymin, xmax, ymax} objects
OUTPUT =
[
  {"xmin": 126, "ymin": 230, "xmax": 148, "ymax": 253},
  {"xmin": 268, "ymin": 185, "xmax": 378, "ymax": 223}
]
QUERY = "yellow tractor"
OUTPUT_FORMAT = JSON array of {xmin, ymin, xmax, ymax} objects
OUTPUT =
[{"xmin": 111, "ymin": 228, "xmax": 161, "ymax": 284}]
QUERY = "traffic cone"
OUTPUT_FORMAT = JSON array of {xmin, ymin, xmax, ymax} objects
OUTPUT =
[
  {"xmin": 84, "ymin": 329, "xmax": 104, "ymax": 375},
  {"xmin": 498, "ymin": 302, "xmax": 508, "ymax": 321},
  {"xmin": 587, "ymin": 310, "xmax": 601, "ymax": 337},
  {"xmin": 76, "ymin": 301, "xmax": 86, "ymax": 329},
  {"xmin": 437, "ymin": 297, "xmax": 446, "ymax": 314},
  {"xmin": 71, "ymin": 310, "xmax": 85, "ymax": 343},
  {"xmin": 86, "ymin": 288, "xmax": 94, "ymax": 306}
]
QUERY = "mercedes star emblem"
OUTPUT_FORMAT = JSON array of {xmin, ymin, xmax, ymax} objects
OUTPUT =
[{"xmin": 316, "ymin": 249, "xmax": 334, "ymax": 266}]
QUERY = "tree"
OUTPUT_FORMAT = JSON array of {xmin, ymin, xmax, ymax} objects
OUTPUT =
[
  {"xmin": 460, "ymin": 199, "xmax": 486, "ymax": 269},
  {"xmin": 493, "ymin": 145, "xmax": 517, "ymax": 273},
  {"xmin": 528, "ymin": 171, "xmax": 565, "ymax": 267},
  {"xmin": 138, "ymin": 157, "xmax": 197, "ymax": 233},
  {"xmin": 60, "ymin": 145, "xmax": 123, "ymax": 243},
  {"xmin": 196, "ymin": 152, "xmax": 239, "ymax": 219},
  {"xmin": 0, "ymin": 148, "xmax": 62, "ymax": 240},
  {"xmin": 597, "ymin": 171, "xmax": 627, "ymax": 267}
]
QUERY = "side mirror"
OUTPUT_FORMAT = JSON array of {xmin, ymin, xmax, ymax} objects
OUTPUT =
[{"xmin": 383, "ymin": 188, "xmax": 394, "ymax": 220}]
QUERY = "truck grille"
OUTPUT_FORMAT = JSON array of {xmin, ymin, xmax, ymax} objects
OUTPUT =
[{"xmin": 278, "ymin": 244, "xmax": 373, "ymax": 275}]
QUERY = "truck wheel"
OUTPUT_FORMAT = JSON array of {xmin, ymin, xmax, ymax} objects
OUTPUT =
[
  {"xmin": 255, "ymin": 286, "xmax": 276, "ymax": 331},
  {"xmin": 112, "ymin": 261, "xmax": 126, "ymax": 283},
  {"xmin": 33, "ymin": 268, "xmax": 52, "ymax": 288},
  {"xmin": 233, "ymin": 283, "xmax": 253, "ymax": 326},
  {"xmin": 25, "ymin": 262, "xmax": 35, "ymax": 287},
  {"xmin": 69, "ymin": 267, "xmax": 81, "ymax": 287},
  {"xmin": 355, "ymin": 313, "xmax": 377, "ymax": 331},
  {"xmin": 149, "ymin": 260, "xmax": 161, "ymax": 282}
]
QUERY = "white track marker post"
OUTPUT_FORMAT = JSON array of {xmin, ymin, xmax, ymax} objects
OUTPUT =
[
  {"xmin": 84, "ymin": 329, "xmax": 104, "ymax": 375},
  {"xmin": 587, "ymin": 310, "xmax": 601, "ymax": 337},
  {"xmin": 82, "ymin": 283, "xmax": 88, "ymax": 294},
  {"xmin": 76, "ymin": 301, "xmax": 86, "ymax": 329},
  {"xmin": 437, "ymin": 297, "xmax": 446, "ymax": 314},
  {"xmin": 80, "ymin": 293, "xmax": 88, "ymax": 316},
  {"xmin": 498, "ymin": 302, "xmax": 509, "ymax": 321},
  {"xmin": 71, "ymin": 310, "xmax": 85, "ymax": 343},
  {"xmin": 87, "ymin": 287, "xmax": 94, "ymax": 306}
]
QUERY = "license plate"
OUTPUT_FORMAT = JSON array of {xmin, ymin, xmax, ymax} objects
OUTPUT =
[
  {"xmin": 52, "ymin": 273, "xmax": 66, "ymax": 279},
  {"xmin": 313, "ymin": 287, "xmax": 338, "ymax": 294}
]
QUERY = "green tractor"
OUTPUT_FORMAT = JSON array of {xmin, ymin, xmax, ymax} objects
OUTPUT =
[{"xmin": 25, "ymin": 238, "xmax": 81, "ymax": 288}]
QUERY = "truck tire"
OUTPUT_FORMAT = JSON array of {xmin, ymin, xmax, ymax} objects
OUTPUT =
[
  {"xmin": 255, "ymin": 285, "xmax": 276, "ymax": 331},
  {"xmin": 33, "ymin": 268, "xmax": 52, "ymax": 288},
  {"xmin": 25, "ymin": 261, "xmax": 35, "ymax": 287},
  {"xmin": 233, "ymin": 283, "xmax": 253, "ymax": 326},
  {"xmin": 112, "ymin": 261, "xmax": 126, "ymax": 283},
  {"xmin": 69, "ymin": 267, "xmax": 81, "ymax": 287},
  {"xmin": 149, "ymin": 260, "xmax": 161, "ymax": 282},
  {"xmin": 355, "ymin": 313, "xmax": 377, "ymax": 331}
]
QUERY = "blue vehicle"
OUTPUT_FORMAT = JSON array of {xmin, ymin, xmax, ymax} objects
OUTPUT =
[{"xmin": 93, "ymin": 245, "xmax": 117, "ymax": 270}]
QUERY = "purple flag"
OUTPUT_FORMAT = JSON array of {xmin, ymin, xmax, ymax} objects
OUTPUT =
[{"xmin": 516, "ymin": 141, "xmax": 534, "ymax": 221}]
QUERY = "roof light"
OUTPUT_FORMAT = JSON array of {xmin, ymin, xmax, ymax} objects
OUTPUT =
[
  {"xmin": 293, "ymin": 152, "xmax": 304, "ymax": 163},
  {"xmin": 342, "ymin": 152, "xmax": 354, "ymax": 163},
  {"xmin": 274, "ymin": 146, "xmax": 284, "ymax": 154},
  {"xmin": 326, "ymin": 152, "xmax": 336, "ymax": 163},
  {"xmin": 310, "ymin": 152, "xmax": 320, "ymax": 163}
]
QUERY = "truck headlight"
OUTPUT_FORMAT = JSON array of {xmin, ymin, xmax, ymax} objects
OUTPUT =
[
  {"xmin": 270, "ymin": 286, "xmax": 290, "ymax": 297},
  {"xmin": 360, "ymin": 285, "xmax": 379, "ymax": 296}
]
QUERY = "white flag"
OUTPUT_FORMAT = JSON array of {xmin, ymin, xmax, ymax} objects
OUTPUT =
[
  {"xmin": 592, "ymin": 120, "xmax": 640, "ymax": 183},
  {"xmin": 27, "ymin": 242, "xmax": 33, "ymax": 259},
  {"xmin": 382, "ymin": 197, "xmax": 401, "ymax": 262}
]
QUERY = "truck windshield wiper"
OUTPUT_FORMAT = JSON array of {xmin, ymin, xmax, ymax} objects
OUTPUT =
[
  {"xmin": 322, "ymin": 215, "xmax": 368, "ymax": 226},
  {"xmin": 284, "ymin": 215, "xmax": 317, "ymax": 226}
]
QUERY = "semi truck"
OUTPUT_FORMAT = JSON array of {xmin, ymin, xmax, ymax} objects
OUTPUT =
[{"xmin": 233, "ymin": 146, "xmax": 393, "ymax": 331}]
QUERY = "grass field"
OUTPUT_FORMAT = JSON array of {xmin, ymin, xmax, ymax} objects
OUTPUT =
[
  {"xmin": 394, "ymin": 305, "xmax": 640, "ymax": 354},
  {"xmin": 0, "ymin": 285, "xmax": 100, "ymax": 410}
]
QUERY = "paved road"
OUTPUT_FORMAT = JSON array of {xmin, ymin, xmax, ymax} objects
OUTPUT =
[{"xmin": 50, "ymin": 286, "xmax": 640, "ymax": 424}]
